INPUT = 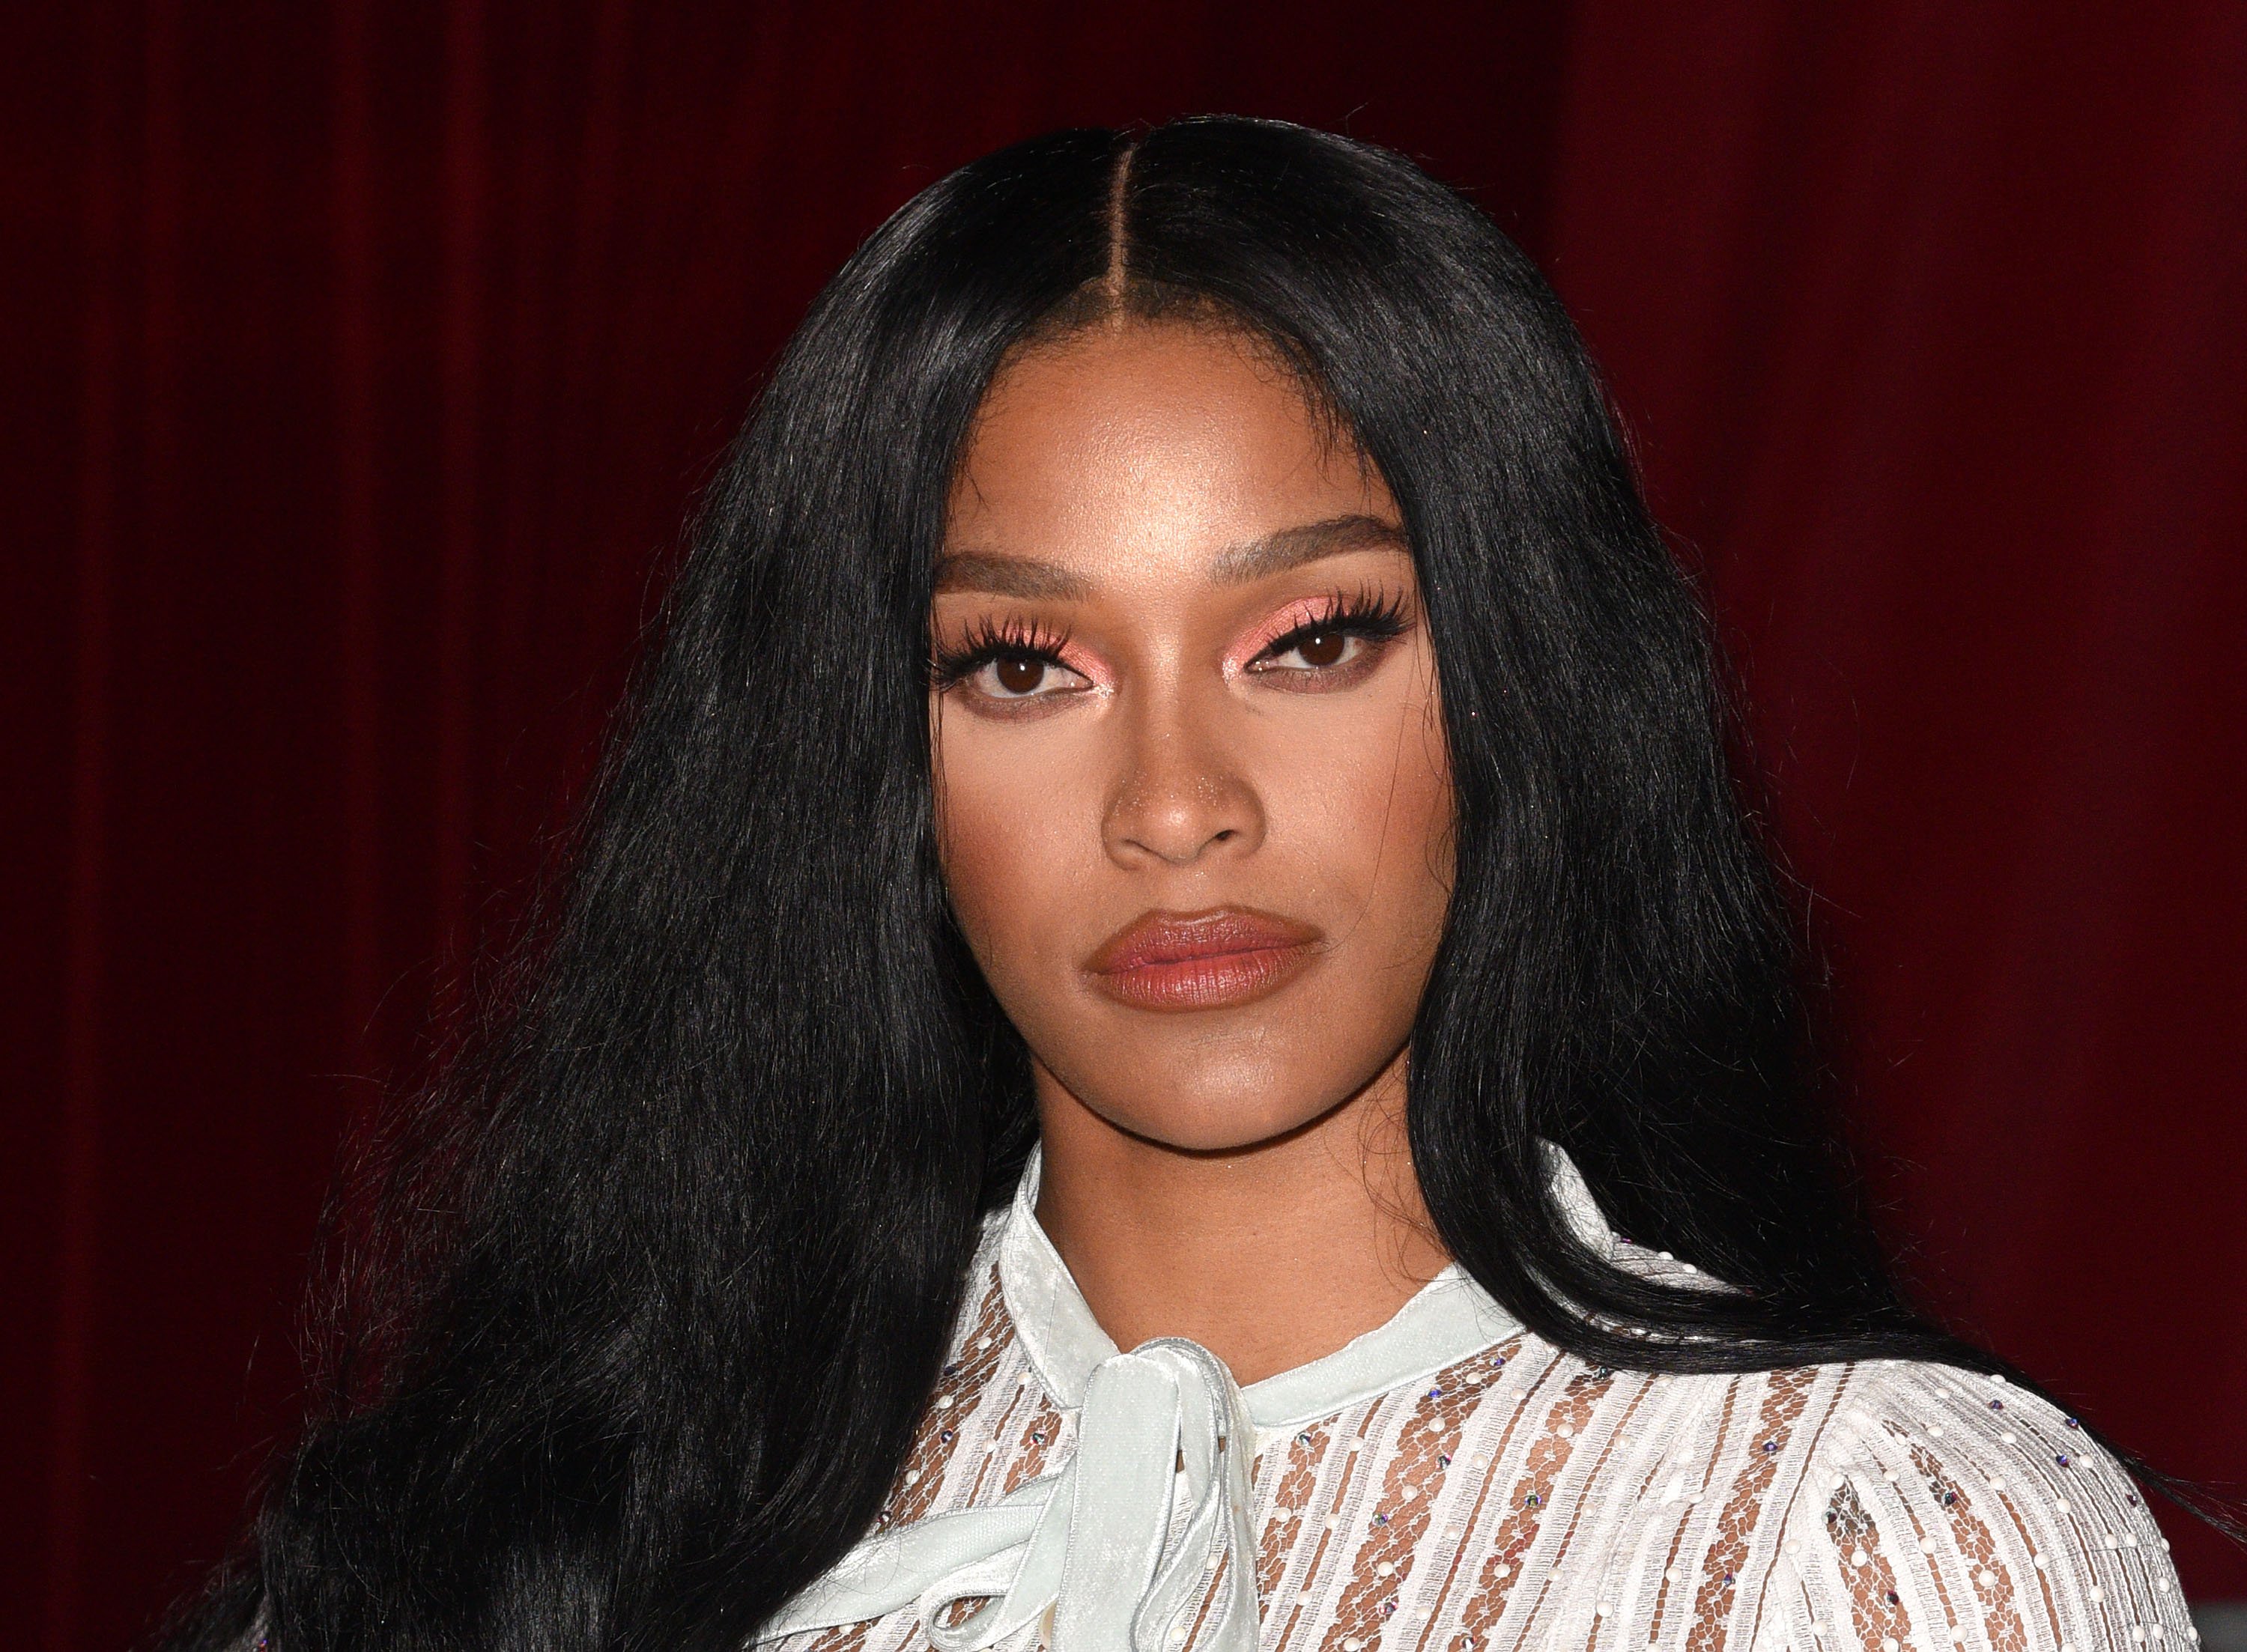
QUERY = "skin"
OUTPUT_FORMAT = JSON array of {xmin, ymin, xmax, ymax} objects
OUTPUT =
[{"xmin": 930, "ymin": 319, "xmax": 1458, "ymax": 1385}]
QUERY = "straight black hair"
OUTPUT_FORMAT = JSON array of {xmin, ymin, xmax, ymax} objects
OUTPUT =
[{"xmin": 170, "ymin": 117, "xmax": 2107, "ymax": 1652}]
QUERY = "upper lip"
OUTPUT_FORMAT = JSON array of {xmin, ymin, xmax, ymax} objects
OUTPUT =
[{"xmin": 1085, "ymin": 908, "xmax": 1323, "ymax": 975}]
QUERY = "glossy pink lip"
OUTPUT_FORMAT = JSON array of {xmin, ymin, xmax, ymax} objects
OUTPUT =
[{"xmin": 1084, "ymin": 908, "xmax": 1323, "ymax": 1012}]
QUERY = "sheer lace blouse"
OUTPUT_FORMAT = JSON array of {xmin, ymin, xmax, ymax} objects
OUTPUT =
[{"xmin": 762, "ymin": 1148, "xmax": 2191, "ymax": 1652}]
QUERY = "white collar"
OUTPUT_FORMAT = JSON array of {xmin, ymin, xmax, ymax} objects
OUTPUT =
[
  {"xmin": 998, "ymin": 1143, "xmax": 1560, "ymax": 1439},
  {"xmin": 759, "ymin": 1141, "xmax": 1613, "ymax": 1652}
]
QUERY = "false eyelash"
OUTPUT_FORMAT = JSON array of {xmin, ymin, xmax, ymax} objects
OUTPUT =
[
  {"xmin": 1254, "ymin": 585, "xmax": 1413, "ymax": 661},
  {"xmin": 930, "ymin": 614, "xmax": 1076, "ymax": 687}
]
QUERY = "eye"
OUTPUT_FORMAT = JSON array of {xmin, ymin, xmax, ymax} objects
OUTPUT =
[
  {"xmin": 991, "ymin": 653, "xmax": 1043, "ymax": 695},
  {"xmin": 933, "ymin": 619, "xmax": 1096, "ymax": 707},
  {"xmin": 1269, "ymin": 626, "xmax": 1356, "ymax": 670},
  {"xmin": 975, "ymin": 651, "xmax": 1085, "ymax": 699},
  {"xmin": 1246, "ymin": 595, "xmax": 1409, "ymax": 679}
]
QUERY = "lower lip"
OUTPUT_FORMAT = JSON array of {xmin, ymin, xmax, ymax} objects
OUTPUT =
[{"xmin": 1090, "ymin": 942, "xmax": 1317, "ymax": 1012}]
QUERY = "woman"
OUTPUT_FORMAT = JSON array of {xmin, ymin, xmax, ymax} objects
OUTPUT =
[{"xmin": 176, "ymin": 118, "xmax": 2193, "ymax": 1652}]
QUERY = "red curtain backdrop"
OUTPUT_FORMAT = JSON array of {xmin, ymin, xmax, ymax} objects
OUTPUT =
[{"xmin": 4, "ymin": 4, "xmax": 2240, "ymax": 1647}]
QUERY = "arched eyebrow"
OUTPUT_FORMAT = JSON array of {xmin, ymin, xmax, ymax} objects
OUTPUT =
[
  {"xmin": 1207, "ymin": 514, "xmax": 1409, "ymax": 583},
  {"xmin": 933, "ymin": 552, "xmax": 1093, "ymax": 600},
  {"xmin": 934, "ymin": 514, "xmax": 1407, "ymax": 600}
]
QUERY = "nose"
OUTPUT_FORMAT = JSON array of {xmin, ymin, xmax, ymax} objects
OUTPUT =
[{"xmin": 1102, "ymin": 693, "xmax": 1265, "ymax": 869}]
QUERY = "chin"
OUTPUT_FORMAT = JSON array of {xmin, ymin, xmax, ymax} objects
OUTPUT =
[
  {"xmin": 1082, "ymin": 1059, "xmax": 1374, "ymax": 1155},
  {"xmin": 1123, "ymin": 1107, "xmax": 1318, "ymax": 1155}
]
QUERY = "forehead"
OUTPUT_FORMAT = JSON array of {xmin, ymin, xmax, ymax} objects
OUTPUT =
[{"xmin": 946, "ymin": 322, "xmax": 1393, "ymax": 583}]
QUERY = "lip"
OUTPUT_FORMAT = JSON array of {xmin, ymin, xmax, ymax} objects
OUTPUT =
[{"xmin": 1084, "ymin": 908, "xmax": 1324, "ymax": 1012}]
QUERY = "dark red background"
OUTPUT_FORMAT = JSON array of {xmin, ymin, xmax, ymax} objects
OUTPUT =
[{"xmin": 6, "ymin": 4, "xmax": 2243, "ymax": 1648}]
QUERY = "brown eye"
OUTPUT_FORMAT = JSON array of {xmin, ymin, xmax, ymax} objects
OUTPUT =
[
  {"xmin": 1293, "ymin": 628, "xmax": 1348, "ymax": 667},
  {"xmin": 992, "ymin": 654, "xmax": 1047, "ymax": 694}
]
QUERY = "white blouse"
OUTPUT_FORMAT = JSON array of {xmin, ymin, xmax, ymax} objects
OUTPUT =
[{"xmin": 762, "ymin": 1147, "xmax": 2193, "ymax": 1652}]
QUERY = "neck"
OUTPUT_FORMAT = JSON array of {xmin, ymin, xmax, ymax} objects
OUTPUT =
[{"xmin": 1029, "ymin": 1051, "xmax": 1451, "ymax": 1386}]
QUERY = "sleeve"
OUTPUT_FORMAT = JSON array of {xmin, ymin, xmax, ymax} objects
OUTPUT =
[{"xmin": 1755, "ymin": 1363, "xmax": 2196, "ymax": 1652}]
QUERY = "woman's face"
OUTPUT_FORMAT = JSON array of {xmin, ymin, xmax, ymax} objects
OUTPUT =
[{"xmin": 932, "ymin": 321, "xmax": 1454, "ymax": 1153}]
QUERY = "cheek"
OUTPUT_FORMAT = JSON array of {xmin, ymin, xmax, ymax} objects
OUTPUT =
[
  {"xmin": 1284, "ymin": 684, "xmax": 1454, "ymax": 929},
  {"xmin": 932, "ymin": 709, "xmax": 1083, "ymax": 967},
  {"xmin": 1390, "ymin": 712, "xmax": 1457, "ymax": 902}
]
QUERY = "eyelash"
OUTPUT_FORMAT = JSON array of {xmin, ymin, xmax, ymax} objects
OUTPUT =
[
  {"xmin": 928, "ymin": 586, "xmax": 1413, "ymax": 690},
  {"xmin": 930, "ymin": 615, "xmax": 1078, "ymax": 689},
  {"xmin": 1250, "ymin": 586, "xmax": 1412, "ymax": 666}
]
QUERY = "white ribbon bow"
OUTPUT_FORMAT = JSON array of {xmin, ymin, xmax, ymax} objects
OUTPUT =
[
  {"xmin": 770, "ymin": 1337, "xmax": 1260, "ymax": 1652},
  {"xmin": 755, "ymin": 1144, "xmax": 1610, "ymax": 1651}
]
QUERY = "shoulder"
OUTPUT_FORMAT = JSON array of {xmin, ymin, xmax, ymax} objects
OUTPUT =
[
  {"xmin": 1469, "ymin": 1352, "xmax": 2196, "ymax": 1652},
  {"xmin": 1747, "ymin": 1361, "xmax": 2193, "ymax": 1652}
]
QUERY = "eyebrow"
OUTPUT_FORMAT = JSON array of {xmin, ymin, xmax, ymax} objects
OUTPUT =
[
  {"xmin": 931, "ymin": 551, "xmax": 1094, "ymax": 600},
  {"xmin": 933, "ymin": 514, "xmax": 1409, "ymax": 600},
  {"xmin": 1207, "ymin": 514, "xmax": 1409, "ymax": 583}
]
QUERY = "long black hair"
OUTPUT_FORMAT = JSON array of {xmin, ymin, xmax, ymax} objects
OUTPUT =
[{"xmin": 173, "ymin": 117, "xmax": 2040, "ymax": 1652}]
